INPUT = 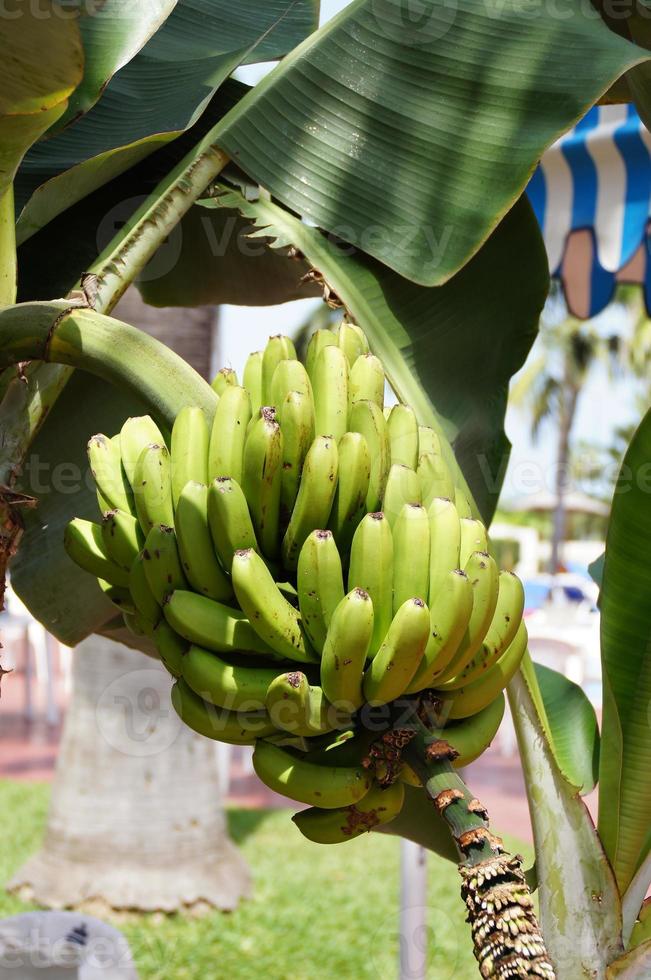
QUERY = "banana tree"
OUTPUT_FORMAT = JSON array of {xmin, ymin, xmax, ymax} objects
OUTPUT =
[{"xmin": 2, "ymin": 1, "xmax": 651, "ymax": 977}]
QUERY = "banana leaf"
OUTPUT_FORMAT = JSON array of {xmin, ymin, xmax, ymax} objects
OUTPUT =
[
  {"xmin": 50, "ymin": 0, "xmax": 178, "ymax": 133},
  {"xmin": 0, "ymin": 2, "xmax": 83, "ymax": 200},
  {"xmin": 15, "ymin": 0, "xmax": 319, "ymax": 223},
  {"xmin": 214, "ymin": 0, "xmax": 649, "ymax": 285},
  {"xmin": 598, "ymin": 406, "xmax": 651, "ymax": 892},
  {"xmin": 606, "ymin": 941, "xmax": 651, "ymax": 978},
  {"xmin": 137, "ymin": 204, "xmax": 320, "ymax": 307},
  {"xmin": 530, "ymin": 660, "xmax": 600, "ymax": 794},
  {"xmin": 16, "ymin": 81, "xmax": 290, "ymax": 304},
  {"xmin": 185, "ymin": 184, "xmax": 549, "ymax": 521},
  {"xmin": 593, "ymin": 0, "xmax": 651, "ymax": 131}
]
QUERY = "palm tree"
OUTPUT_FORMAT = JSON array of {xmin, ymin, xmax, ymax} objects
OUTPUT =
[{"xmin": 510, "ymin": 291, "xmax": 622, "ymax": 572}]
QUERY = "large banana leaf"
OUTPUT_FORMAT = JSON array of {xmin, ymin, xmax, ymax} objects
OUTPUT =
[
  {"xmin": 51, "ymin": 0, "xmax": 178, "ymax": 133},
  {"xmin": 598, "ymin": 406, "xmax": 651, "ymax": 892},
  {"xmin": 508, "ymin": 669, "xmax": 624, "ymax": 977},
  {"xmin": 214, "ymin": 0, "xmax": 648, "ymax": 285},
  {"xmin": 0, "ymin": 2, "xmax": 83, "ymax": 199},
  {"xmin": 593, "ymin": 0, "xmax": 651, "ymax": 130},
  {"xmin": 15, "ymin": 1, "xmax": 319, "ymax": 219},
  {"xmin": 195, "ymin": 184, "xmax": 548, "ymax": 521},
  {"xmin": 138, "ymin": 203, "xmax": 320, "ymax": 307}
]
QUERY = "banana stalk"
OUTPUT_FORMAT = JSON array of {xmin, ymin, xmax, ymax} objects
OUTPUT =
[{"xmin": 403, "ymin": 702, "xmax": 556, "ymax": 980}]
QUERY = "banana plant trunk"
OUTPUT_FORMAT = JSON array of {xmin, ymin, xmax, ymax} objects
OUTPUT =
[{"xmin": 9, "ymin": 635, "xmax": 250, "ymax": 911}]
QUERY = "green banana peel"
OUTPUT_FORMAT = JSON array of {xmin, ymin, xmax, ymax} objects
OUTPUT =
[{"xmin": 0, "ymin": 302, "xmax": 217, "ymax": 429}]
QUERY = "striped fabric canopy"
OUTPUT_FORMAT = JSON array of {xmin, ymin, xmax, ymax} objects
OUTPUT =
[{"xmin": 527, "ymin": 105, "xmax": 651, "ymax": 319}]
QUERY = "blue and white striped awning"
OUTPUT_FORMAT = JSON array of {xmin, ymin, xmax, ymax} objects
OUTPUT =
[{"xmin": 527, "ymin": 104, "xmax": 651, "ymax": 319}]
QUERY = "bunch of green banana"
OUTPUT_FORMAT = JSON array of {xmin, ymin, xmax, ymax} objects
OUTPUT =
[{"xmin": 66, "ymin": 319, "xmax": 528, "ymax": 844}]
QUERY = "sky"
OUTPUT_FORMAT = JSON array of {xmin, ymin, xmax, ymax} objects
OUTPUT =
[{"xmin": 221, "ymin": 0, "xmax": 647, "ymax": 507}]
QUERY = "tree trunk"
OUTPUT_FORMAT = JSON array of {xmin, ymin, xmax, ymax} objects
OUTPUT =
[
  {"xmin": 550, "ymin": 382, "xmax": 579, "ymax": 574},
  {"xmin": 8, "ymin": 291, "xmax": 250, "ymax": 912},
  {"xmin": 9, "ymin": 637, "xmax": 250, "ymax": 912}
]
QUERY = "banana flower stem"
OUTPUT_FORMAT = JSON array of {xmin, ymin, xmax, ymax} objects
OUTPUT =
[{"xmin": 402, "ymin": 700, "xmax": 556, "ymax": 980}]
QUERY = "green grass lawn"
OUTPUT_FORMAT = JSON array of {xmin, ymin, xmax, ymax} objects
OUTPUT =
[{"xmin": 0, "ymin": 780, "xmax": 532, "ymax": 979}]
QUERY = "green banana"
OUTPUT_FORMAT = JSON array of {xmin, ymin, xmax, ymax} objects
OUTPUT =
[
  {"xmin": 418, "ymin": 425, "xmax": 441, "ymax": 456},
  {"xmin": 440, "ymin": 620, "xmax": 528, "ymax": 720},
  {"xmin": 232, "ymin": 548, "xmax": 318, "ymax": 663},
  {"xmin": 252, "ymin": 741, "xmax": 372, "ymax": 808},
  {"xmin": 320, "ymin": 587, "xmax": 374, "ymax": 710},
  {"xmin": 163, "ymin": 589, "xmax": 277, "ymax": 657},
  {"xmin": 172, "ymin": 678, "xmax": 277, "ymax": 743},
  {"xmin": 64, "ymin": 518, "xmax": 130, "ymax": 588},
  {"xmin": 129, "ymin": 550, "xmax": 162, "ymax": 626},
  {"xmin": 335, "ymin": 320, "xmax": 369, "ymax": 367},
  {"xmin": 392, "ymin": 503, "xmax": 430, "ymax": 611},
  {"xmin": 427, "ymin": 497, "xmax": 461, "ymax": 600},
  {"xmin": 242, "ymin": 407, "xmax": 283, "ymax": 558},
  {"xmin": 175, "ymin": 482, "xmax": 233, "ymax": 601},
  {"xmin": 123, "ymin": 610, "xmax": 154, "ymax": 638},
  {"xmin": 459, "ymin": 517, "xmax": 489, "ymax": 568},
  {"xmin": 313, "ymin": 344, "xmax": 349, "ymax": 441},
  {"xmin": 362, "ymin": 597, "xmax": 430, "ymax": 705},
  {"xmin": 297, "ymin": 529, "xmax": 345, "ymax": 654},
  {"xmin": 434, "ymin": 551, "xmax": 499, "ymax": 685},
  {"xmin": 97, "ymin": 578, "xmax": 135, "ymax": 615},
  {"xmin": 261, "ymin": 334, "xmax": 297, "ymax": 404},
  {"xmin": 207, "ymin": 477, "xmax": 259, "ymax": 574},
  {"xmin": 327, "ymin": 431, "xmax": 371, "ymax": 555},
  {"xmin": 207, "ymin": 384, "xmax": 252, "ymax": 485},
  {"xmin": 133, "ymin": 443, "xmax": 174, "ymax": 533},
  {"xmin": 153, "ymin": 619, "xmax": 189, "ymax": 678},
  {"xmin": 349, "ymin": 353, "xmax": 384, "ymax": 410},
  {"xmin": 270, "ymin": 358, "xmax": 312, "ymax": 408},
  {"xmin": 243, "ymin": 350, "xmax": 264, "ymax": 417},
  {"xmin": 381, "ymin": 463, "xmax": 421, "ymax": 527},
  {"xmin": 87, "ymin": 434, "xmax": 133, "ymax": 513},
  {"xmin": 438, "ymin": 571, "xmax": 525, "ymax": 690},
  {"xmin": 211, "ymin": 366, "xmax": 238, "ymax": 395},
  {"xmin": 119, "ymin": 415, "xmax": 166, "ymax": 487},
  {"xmin": 266, "ymin": 672, "xmax": 344, "ymax": 737},
  {"xmin": 418, "ymin": 452, "xmax": 455, "ymax": 509},
  {"xmin": 142, "ymin": 523, "xmax": 187, "ymax": 605},
  {"xmin": 349, "ymin": 400, "xmax": 390, "ymax": 512},
  {"xmin": 182, "ymin": 644, "xmax": 280, "ymax": 710},
  {"xmin": 305, "ymin": 328, "xmax": 338, "ymax": 380},
  {"xmin": 170, "ymin": 405, "xmax": 209, "ymax": 509},
  {"xmin": 279, "ymin": 390, "xmax": 316, "ymax": 524},
  {"xmin": 387, "ymin": 405, "xmax": 419, "ymax": 470},
  {"xmin": 348, "ymin": 512, "xmax": 393, "ymax": 656},
  {"xmin": 293, "ymin": 781, "xmax": 404, "ymax": 843},
  {"xmin": 455, "ymin": 487, "xmax": 473, "ymax": 519},
  {"xmin": 100, "ymin": 508, "xmax": 143, "ymax": 570},
  {"xmin": 281, "ymin": 435, "xmax": 339, "ymax": 570},
  {"xmin": 405, "ymin": 569, "xmax": 474, "ymax": 693}
]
